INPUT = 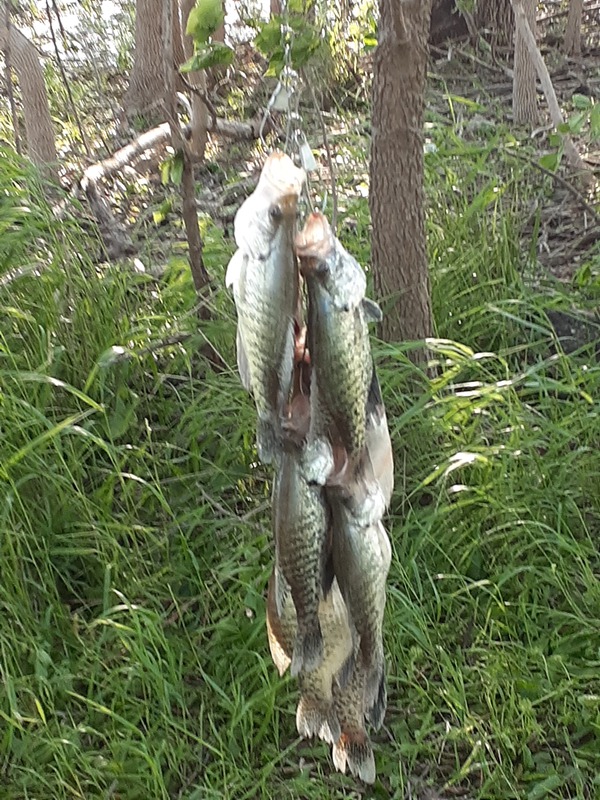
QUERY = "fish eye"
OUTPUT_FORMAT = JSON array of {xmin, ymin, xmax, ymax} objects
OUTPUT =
[{"xmin": 269, "ymin": 205, "xmax": 283, "ymax": 221}]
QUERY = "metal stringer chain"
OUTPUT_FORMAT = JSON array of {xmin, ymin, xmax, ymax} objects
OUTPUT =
[{"xmin": 260, "ymin": 0, "xmax": 316, "ymax": 205}]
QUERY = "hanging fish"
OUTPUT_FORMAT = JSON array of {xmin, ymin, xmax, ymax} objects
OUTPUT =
[
  {"xmin": 294, "ymin": 211, "xmax": 386, "ymax": 522},
  {"xmin": 330, "ymin": 496, "xmax": 392, "ymax": 730},
  {"xmin": 272, "ymin": 442, "xmax": 331, "ymax": 675},
  {"xmin": 266, "ymin": 567, "xmax": 353, "ymax": 744},
  {"xmin": 226, "ymin": 152, "xmax": 306, "ymax": 464}
]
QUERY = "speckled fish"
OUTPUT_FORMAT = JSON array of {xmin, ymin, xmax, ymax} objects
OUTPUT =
[
  {"xmin": 295, "ymin": 212, "xmax": 383, "ymax": 502},
  {"xmin": 331, "ymin": 651, "xmax": 376, "ymax": 784},
  {"xmin": 226, "ymin": 152, "xmax": 306, "ymax": 464},
  {"xmin": 266, "ymin": 567, "xmax": 353, "ymax": 744},
  {"xmin": 272, "ymin": 443, "xmax": 331, "ymax": 675},
  {"xmin": 330, "ymin": 496, "xmax": 392, "ymax": 730}
]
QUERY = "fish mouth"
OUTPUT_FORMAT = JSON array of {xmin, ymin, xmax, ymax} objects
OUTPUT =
[
  {"xmin": 273, "ymin": 192, "xmax": 301, "ymax": 218},
  {"xmin": 295, "ymin": 212, "xmax": 335, "ymax": 272},
  {"xmin": 261, "ymin": 151, "xmax": 306, "ymax": 199}
]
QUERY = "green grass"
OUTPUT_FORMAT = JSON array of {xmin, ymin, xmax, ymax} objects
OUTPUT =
[{"xmin": 1, "ymin": 109, "xmax": 599, "ymax": 800}]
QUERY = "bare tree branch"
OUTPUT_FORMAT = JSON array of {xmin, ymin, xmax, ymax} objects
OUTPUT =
[{"xmin": 46, "ymin": 0, "xmax": 91, "ymax": 156}]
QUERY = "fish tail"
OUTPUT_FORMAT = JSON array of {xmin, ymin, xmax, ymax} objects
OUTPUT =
[
  {"xmin": 365, "ymin": 655, "xmax": 387, "ymax": 730},
  {"xmin": 332, "ymin": 730, "xmax": 376, "ymax": 784},
  {"xmin": 296, "ymin": 696, "xmax": 341, "ymax": 745},
  {"xmin": 290, "ymin": 619, "xmax": 323, "ymax": 676}
]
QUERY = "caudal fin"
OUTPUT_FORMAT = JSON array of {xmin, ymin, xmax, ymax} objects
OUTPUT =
[
  {"xmin": 365, "ymin": 664, "xmax": 387, "ymax": 730},
  {"xmin": 290, "ymin": 621, "xmax": 323, "ymax": 676},
  {"xmin": 332, "ymin": 731, "xmax": 376, "ymax": 784},
  {"xmin": 296, "ymin": 696, "xmax": 341, "ymax": 745}
]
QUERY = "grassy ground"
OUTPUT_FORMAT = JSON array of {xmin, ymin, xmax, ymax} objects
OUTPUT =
[{"xmin": 1, "ymin": 100, "xmax": 599, "ymax": 800}]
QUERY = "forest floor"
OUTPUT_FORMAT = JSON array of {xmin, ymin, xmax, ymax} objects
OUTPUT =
[{"xmin": 1, "ymin": 24, "xmax": 600, "ymax": 800}]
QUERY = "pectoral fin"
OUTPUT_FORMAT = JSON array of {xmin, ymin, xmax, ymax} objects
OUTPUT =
[
  {"xmin": 362, "ymin": 296, "xmax": 383, "ymax": 323},
  {"xmin": 236, "ymin": 327, "xmax": 253, "ymax": 392},
  {"xmin": 225, "ymin": 248, "xmax": 246, "ymax": 292}
]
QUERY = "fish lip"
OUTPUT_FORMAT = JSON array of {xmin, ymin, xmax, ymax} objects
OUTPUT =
[
  {"xmin": 295, "ymin": 212, "xmax": 335, "ymax": 272},
  {"xmin": 270, "ymin": 192, "xmax": 301, "ymax": 219},
  {"xmin": 261, "ymin": 151, "xmax": 306, "ymax": 200}
]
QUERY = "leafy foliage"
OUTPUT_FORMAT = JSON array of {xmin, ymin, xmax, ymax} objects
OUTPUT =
[{"xmin": 2, "ymin": 83, "xmax": 600, "ymax": 799}]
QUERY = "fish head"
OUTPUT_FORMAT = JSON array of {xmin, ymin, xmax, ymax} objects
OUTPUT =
[
  {"xmin": 295, "ymin": 211, "xmax": 335, "ymax": 277},
  {"xmin": 234, "ymin": 152, "xmax": 306, "ymax": 262},
  {"xmin": 296, "ymin": 212, "xmax": 366, "ymax": 312}
]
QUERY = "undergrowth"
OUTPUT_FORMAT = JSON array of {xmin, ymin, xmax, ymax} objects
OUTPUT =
[{"xmin": 1, "ymin": 110, "xmax": 599, "ymax": 800}]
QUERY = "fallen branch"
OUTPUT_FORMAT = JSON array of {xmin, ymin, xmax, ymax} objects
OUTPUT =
[
  {"xmin": 79, "ymin": 114, "xmax": 261, "ymax": 260},
  {"xmin": 504, "ymin": 146, "xmax": 600, "ymax": 227}
]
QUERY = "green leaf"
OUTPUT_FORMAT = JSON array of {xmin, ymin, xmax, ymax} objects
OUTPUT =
[
  {"xmin": 153, "ymin": 198, "xmax": 173, "ymax": 225},
  {"xmin": 572, "ymin": 93, "xmax": 592, "ymax": 110},
  {"xmin": 255, "ymin": 19, "xmax": 284, "ymax": 55},
  {"xmin": 185, "ymin": 0, "xmax": 224, "ymax": 45},
  {"xmin": 171, "ymin": 152, "xmax": 184, "ymax": 186},
  {"xmin": 590, "ymin": 103, "xmax": 600, "ymax": 140},
  {"xmin": 527, "ymin": 774, "xmax": 562, "ymax": 800},
  {"xmin": 567, "ymin": 110, "xmax": 587, "ymax": 135},
  {"xmin": 181, "ymin": 42, "xmax": 234, "ymax": 72},
  {"xmin": 538, "ymin": 152, "xmax": 560, "ymax": 171}
]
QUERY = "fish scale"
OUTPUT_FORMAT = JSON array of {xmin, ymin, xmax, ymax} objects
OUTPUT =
[{"xmin": 306, "ymin": 277, "xmax": 373, "ymax": 457}]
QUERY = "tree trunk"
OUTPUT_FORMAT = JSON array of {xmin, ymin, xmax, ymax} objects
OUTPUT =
[
  {"xmin": 180, "ymin": 0, "xmax": 208, "ymax": 159},
  {"xmin": 125, "ymin": 0, "xmax": 184, "ymax": 116},
  {"xmin": 369, "ymin": 0, "xmax": 433, "ymax": 351},
  {"xmin": 563, "ymin": 0, "xmax": 583, "ymax": 57},
  {"xmin": 0, "ymin": 22, "xmax": 57, "ymax": 176},
  {"xmin": 512, "ymin": 0, "xmax": 538, "ymax": 125},
  {"xmin": 475, "ymin": 0, "xmax": 513, "ymax": 49},
  {"xmin": 429, "ymin": 0, "xmax": 468, "ymax": 45},
  {"xmin": 511, "ymin": 0, "xmax": 591, "ymax": 182}
]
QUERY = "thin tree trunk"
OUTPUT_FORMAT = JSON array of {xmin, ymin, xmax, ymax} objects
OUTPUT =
[
  {"xmin": 125, "ymin": 0, "xmax": 166, "ymax": 115},
  {"xmin": 180, "ymin": 0, "xmax": 208, "ymax": 160},
  {"xmin": 3, "ymin": 1, "xmax": 21, "ymax": 155},
  {"xmin": 563, "ymin": 0, "xmax": 583, "ymax": 57},
  {"xmin": 370, "ymin": 0, "xmax": 433, "ymax": 352},
  {"xmin": 510, "ymin": 0, "xmax": 592, "ymax": 182},
  {"xmin": 512, "ymin": 0, "xmax": 538, "ymax": 125},
  {"xmin": 163, "ymin": 0, "xmax": 209, "ymax": 296},
  {"xmin": 0, "ymin": 21, "xmax": 57, "ymax": 176},
  {"xmin": 475, "ymin": 0, "xmax": 513, "ymax": 49},
  {"xmin": 124, "ymin": 0, "xmax": 187, "ymax": 117}
]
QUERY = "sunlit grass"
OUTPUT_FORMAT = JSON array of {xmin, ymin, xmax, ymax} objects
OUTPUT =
[{"xmin": 1, "ymin": 112, "xmax": 599, "ymax": 800}]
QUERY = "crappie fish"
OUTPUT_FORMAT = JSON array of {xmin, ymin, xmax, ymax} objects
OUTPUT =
[
  {"xmin": 266, "ymin": 568, "xmax": 353, "ymax": 744},
  {"xmin": 272, "ymin": 443, "xmax": 331, "ymax": 675},
  {"xmin": 226, "ymin": 152, "xmax": 306, "ymax": 464},
  {"xmin": 295, "ymin": 212, "xmax": 383, "ymax": 501},
  {"xmin": 330, "ymin": 496, "xmax": 392, "ymax": 729},
  {"xmin": 331, "ymin": 651, "xmax": 376, "ymax": 784}
]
